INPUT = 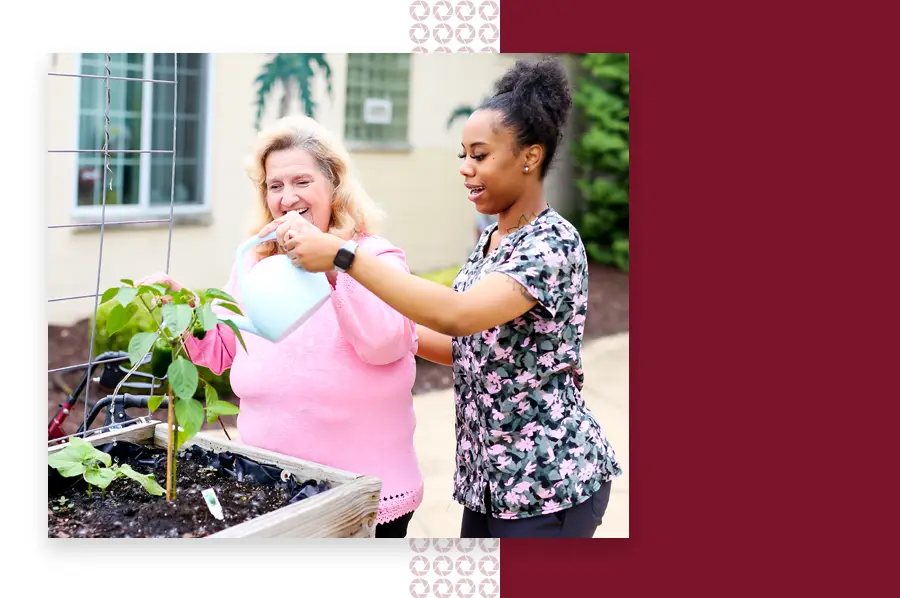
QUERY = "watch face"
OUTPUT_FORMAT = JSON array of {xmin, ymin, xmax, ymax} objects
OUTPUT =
[{"xmin": 335, "ymin": 248, "xmax": 354, "ymax": 269}]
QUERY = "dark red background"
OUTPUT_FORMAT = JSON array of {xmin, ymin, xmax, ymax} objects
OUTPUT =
[{"xmin": 499, "ymin": 1, "xmax": 897, "ymax": 595}]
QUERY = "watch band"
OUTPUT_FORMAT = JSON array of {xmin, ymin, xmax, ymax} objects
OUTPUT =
[{"xmin": 333, "ymin": 239, "xmax": 359, "ymax": 273}]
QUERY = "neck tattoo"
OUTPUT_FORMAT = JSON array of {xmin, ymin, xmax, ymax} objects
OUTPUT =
[{"xmin": 507, "ymin": 213, "xmax": 539, "ymax": 234}]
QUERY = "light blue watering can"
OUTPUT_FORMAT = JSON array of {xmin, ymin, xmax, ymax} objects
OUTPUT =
[{"xmin": 220, "ymin": 231, "xmax": 332, "ymax": 343}]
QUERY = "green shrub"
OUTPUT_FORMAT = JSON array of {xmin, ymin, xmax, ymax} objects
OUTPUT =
[
  {"xmin": 90, "ymin": 298, "xmax": 233, "ymax": 398},
  {"xmin": 571, "ymin": 53, "xmax": 630, "ymax": 273}
]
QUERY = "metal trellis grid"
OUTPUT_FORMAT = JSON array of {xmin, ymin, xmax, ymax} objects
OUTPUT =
[{"xmin": 47, "ymin": 53, "xmax": 179, "ymax": 437}]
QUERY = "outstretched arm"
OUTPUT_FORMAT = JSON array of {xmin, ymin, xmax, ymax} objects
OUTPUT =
[
  {"xmin": 345, "ymin": 248, "xmax": 536, "ymax": 337},
  {"xmin": 259, "ymin": 212, "xmax": 568, "ymax": 339}
]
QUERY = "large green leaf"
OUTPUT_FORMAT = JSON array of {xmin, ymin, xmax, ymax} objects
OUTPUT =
[
  {"xmin": 162, "ymin": 303, "xmax": 193, "ymax": 337},
  {"xmin": 100, "ymin": 286, "xmax": 119, "ymax": 304},
  {"xmin": 198, "ymin": 303, "xmax": 217, "ymax": 331},
  {"xmin": 107, "ymin": 304, "xmax": 137, "ymax": 336},
  {"xmin": 203, "ymin": 288, "xmax": 238, "ymax": 304},
  {"xmin": 115, "ymin": 286, "xmax": 138, "ymax": 308},
  {"xmin": 204, "ymin": 383, "xmax": 218, "ymax": 405},
  {"xmin": 49, "ymin": 437, "xmax": 112, "ymax": 477},
  {"xmin": 174, "ymin": 397, "xmax": 205, "ymax": 447},
  {"xmin": 48, "ymin": 449, "xmax": 90, "ymax": 477},
  {"xmin": 84, "ymin": 466, "xmax": 116, "ymax": 489},
  {"xmin": 128, "ymin": 331, "xmax": 158, "ymax": 367},
  {"xmin": 167, "ymin": 356, "xmax": 199, "ymax": 400},
  {"xmin": 147, "ymin": 395, "xmax": 166, "ymax": 412},
  {"xmin": 215, "ymin": 302, "xmax": 243, "ymax": 316},
  {"xmin": 115, "ymin": 464, "xmax": 165, "ymax": 496},
  {"xmin": 207, "ymin": 400, "xmax": 239, "ymax": 418}
]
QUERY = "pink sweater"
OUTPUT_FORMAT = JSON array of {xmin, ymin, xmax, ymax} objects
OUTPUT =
[{"xmin": 184, "ymin": 234, "xmax": 423, "ymax": 524}]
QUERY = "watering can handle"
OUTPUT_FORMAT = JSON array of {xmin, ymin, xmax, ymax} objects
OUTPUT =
[{"xmin": 235, "ymin": 231, "xmax": 276, "ymax": 287}]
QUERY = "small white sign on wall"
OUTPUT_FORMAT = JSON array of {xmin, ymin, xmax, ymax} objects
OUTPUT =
[{"xmin": 363, "ymin": 98, "xmax": 393, "ymax": 125}]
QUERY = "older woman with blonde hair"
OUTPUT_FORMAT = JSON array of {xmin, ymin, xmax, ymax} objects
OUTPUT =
[{"xmin": 137, "ymin": 114, "xmax": 424, "ymax": 538}]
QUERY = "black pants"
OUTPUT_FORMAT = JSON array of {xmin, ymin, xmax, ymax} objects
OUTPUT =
[
  {"xmin": 375, "ymin": 510, "xmax": 415, "ymax": 538},
  {"xmin": 460, "ymin": 482, "xmax": 612, "ymax": 538}
]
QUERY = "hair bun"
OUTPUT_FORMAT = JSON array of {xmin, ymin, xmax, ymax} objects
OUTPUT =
[{"xmin": 493, "ymin": 57, "xmax": 572, "ymax": 131}]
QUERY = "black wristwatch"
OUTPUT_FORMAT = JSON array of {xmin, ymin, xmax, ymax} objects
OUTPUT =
[{"xmin": 333, "ymin": 240, "xmax": 359, "ymax": 273}]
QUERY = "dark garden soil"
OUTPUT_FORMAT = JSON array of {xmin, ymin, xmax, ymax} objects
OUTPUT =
[
  {"xmin": 47, "ymin": 260, "xmax": 628, "ymax": 424},
  {"xmin": 48, "ymin": 443, "xmax": 327, "ymax": 538}
]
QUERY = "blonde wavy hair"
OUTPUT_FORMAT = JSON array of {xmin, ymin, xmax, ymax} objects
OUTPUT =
[{"xmin": 246, "ymin": 114, "xmax": 385, "ymax": 259}]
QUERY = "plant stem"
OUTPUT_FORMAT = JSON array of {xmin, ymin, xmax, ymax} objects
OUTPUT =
[
  {"xmin": 138, "ymin": 295, "xmax": 163, "ymax": 329},
  {"xmin": 217, "ymin": 417, "xmax": 232, "ymax": 441},
  {"xmin": 165, "ymin": 385, "xmax": 175, "ymax": 501}
]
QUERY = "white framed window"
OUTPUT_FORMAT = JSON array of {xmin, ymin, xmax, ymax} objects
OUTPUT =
[
  {"xmin": 72, "ymin": 53, "xmax": 213, "ymax": 220},
  {"xmin": 344, "ymin": 54, "xmax": 411, "ymax": 149}
]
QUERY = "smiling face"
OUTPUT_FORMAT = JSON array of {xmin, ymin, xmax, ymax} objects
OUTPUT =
[
  {"xmin": 264, "ymin": 147, "xmax": 335, "ymax": 232},
  {"xmin": 458, "ymin": 109, "xmax": 530, "ymax": 215}
]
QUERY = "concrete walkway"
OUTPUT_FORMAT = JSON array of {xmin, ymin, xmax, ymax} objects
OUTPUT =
[
  {"xmin": 407, "ymin": 332, "xmax": 629, "ymax": 538},
  {"xmin": 207, "ymin": 332, "xmax": 629, "ymax": 538}
]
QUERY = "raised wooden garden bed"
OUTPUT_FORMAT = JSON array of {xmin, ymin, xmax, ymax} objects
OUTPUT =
[{"xmin": 48, "ymin": 420, "xmax": 382, "ymax": 538}]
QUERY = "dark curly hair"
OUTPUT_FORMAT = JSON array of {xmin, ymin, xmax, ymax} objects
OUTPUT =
[{"xmin": 479, "ymin": 57, "xmax": 573, "ymax": 179}]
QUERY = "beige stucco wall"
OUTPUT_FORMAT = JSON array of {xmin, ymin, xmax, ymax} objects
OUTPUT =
[{"xmin": 46, "ymin": 53, "xmax": 578, "ymax": 325}]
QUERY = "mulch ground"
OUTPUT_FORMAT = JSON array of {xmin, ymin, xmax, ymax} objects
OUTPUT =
[{"xmin": 47, "ymin": 261, "xmax": 628, "ymax": 435}]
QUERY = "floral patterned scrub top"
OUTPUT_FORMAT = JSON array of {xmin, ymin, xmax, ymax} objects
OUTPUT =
[{"xmin": 450, "ymin": 207, "xmax": 623, "ymax": 520}]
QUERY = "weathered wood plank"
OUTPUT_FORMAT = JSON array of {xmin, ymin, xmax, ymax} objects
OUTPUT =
[
  {"xmin": 47, "ymin": 420, "xmax": 158, "ymax": 454},
  {"xmin": 209, "ymin": 476, "xmax": 382, "ymax": 538},
  {"xmin": 48, "ymin": 422, "xmax": 383, "ymax": 538}
]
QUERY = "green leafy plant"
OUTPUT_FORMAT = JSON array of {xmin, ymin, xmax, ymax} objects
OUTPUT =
[
  {"xmin": 48, "ymin": 436, "xmax": 164, "ymax": 497},
  {"xmin": 571, "ymin": 53, "xmax": 630, "ymax": 273},
  {"xmin": 96, "ymin": 278, "xmax": 246, "ymax": 501},
  {"xmin": 254, "ymin": 53, "xmax": 333, "ymax": 130},
  {"xmin": 90, "ymin": 299, "xmax": 233, "ymax": 398}
]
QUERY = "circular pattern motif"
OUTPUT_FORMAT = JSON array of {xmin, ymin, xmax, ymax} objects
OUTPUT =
[
  {"xmin": 409, "ymin": 23, "xmax": 431, "ymax": 43},
  {"xmin": 408, "ymin": 538, "xmax": 499, "ymax": 598},
  {"xmin": 478, "ymin": 579, "xmax": 499, "ymax": 598},
  {"xmin": 456, "ymin": 0, "xmax": 476, "ymax": 20},
  {"xmin": 455, "ymin": 23, "xmax": 476, "ymax": 43},
  {"xmin": 434, "ymin": 22, "xmax": 454, "ymax": 44},
  {"xmin": 478, "ymin": 22, "xmax": 499, "ymax": 44},
  {"xmin": 455, "ymin": 579, "xmax": 475, "ymax": 598},
  {"xmin": 410, "ymin": 579, "xmax": 430, "ymax": 598},
  {"xmin": 410, "ymin": 0, "xmax": 431, "ymax": 20},
  {"xmin": 410, "ymin": 555, "xmax": 431, "ymax": 575},
  {"xmin": 408, "ymin": 0, "xmax": 499, "ymax": 52},
  {"xmin": 478, "ymin": 0, "xmax": 499, "ymax": 20},
  {"xmin": 433, "ymin": 578, "xmax": 454, "ymax": 598},
  {"xmin": 433, "ymin": 0, "xmax": 453, "ymax": 20},
  {"xmin": 434, "ymin": 555, "xmax": 454, "ymax": 576},
  {"xmin": 455, "ymin": 555, "xmax": 476, "ymax": 576},
  {"xmin": 478, "ymin": 555, "xmax": 499, "ymax": 576}
]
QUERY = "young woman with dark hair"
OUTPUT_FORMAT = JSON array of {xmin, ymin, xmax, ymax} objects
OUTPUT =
[{"xmin": 260, "ymin": 57, "xmax": 623, "ymax": 538}]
